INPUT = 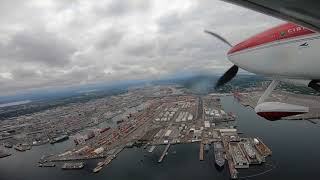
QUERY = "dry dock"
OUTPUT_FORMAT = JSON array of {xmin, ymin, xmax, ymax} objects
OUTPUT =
[
  {"xmin": 158, "ymin": 143, "xmax": 171, "ymax": 163},
  {"xmin": 229, "ymin": 142, "xmax": 249, "ymax": 169},
  {"xmin": 223, "ymin": 139, "xmax": 238, "ymax": 179}
]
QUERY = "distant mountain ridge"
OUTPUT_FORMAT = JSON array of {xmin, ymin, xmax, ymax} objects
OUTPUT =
[{"xmin": 0, "ymin": 74, "xmax": 262, "ymax": 104}]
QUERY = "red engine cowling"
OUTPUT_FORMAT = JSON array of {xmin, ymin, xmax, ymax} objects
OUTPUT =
[{"xmin": 255, "ymin": 102, "xmax": 309, "ymax": 120}]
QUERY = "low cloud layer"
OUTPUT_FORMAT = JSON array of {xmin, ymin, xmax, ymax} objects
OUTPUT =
[{"xmin": 0, "ymin": 0, "xmax": 282, "ymax": 95}]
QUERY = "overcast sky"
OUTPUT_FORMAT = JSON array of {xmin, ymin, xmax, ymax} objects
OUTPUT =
[{"xmin": 0, "ymin": 0, "xmax": 283, "ymax": 95}]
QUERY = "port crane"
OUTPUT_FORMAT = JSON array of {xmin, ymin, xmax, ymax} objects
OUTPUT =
[{"xmin": 205, "ymin": 0, "xmax": 320, "ymax": 120}]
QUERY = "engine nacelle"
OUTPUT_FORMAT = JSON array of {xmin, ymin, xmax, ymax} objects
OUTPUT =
[
  {"xmin": 255, "ymin": 102, "xmax": 309, "ymax": 121},
  {"xmin": 280, "ymin": 79, "xmax": 311, "ymax": 86},
  {"xmin": 280, "ymin": 79, "xmax": 320, "ymax": 92}
]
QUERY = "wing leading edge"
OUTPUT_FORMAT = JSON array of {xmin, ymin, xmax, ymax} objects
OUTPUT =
[{"xmin": 222, "ymin": 0, "xmax": 320, "ymax": 32}]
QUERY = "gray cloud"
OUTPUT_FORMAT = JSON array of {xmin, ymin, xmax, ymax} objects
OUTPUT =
[
  {"xmin": 125, "ymin": 40, "xmax": 155, "ymax": 57},
  {"xmin": 0, "ymin": 29, "xmax": 77, "ymax": 66},
  {"xmin": 0, "ymin": 0, "xmax": 283, "ymax": 95},
  {"xmin": 94, "ymin": 0, "xmax": 151, "ymax": 17},
  {"xmin": 95, "ymin": 28, "xmax": 124, "ymax": 49},
  {"xmin": 11, "ymin": 68, "xmax": 39, "ymax": 80}
]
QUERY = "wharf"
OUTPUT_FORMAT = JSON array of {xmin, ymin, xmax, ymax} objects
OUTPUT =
[
  {"xmin": 158, "ymin": 143, "xmax": 171, "ymax": 163},
  {"xmin": 199, "ymin": 143, "xmax": 204, "ymax": 161}
]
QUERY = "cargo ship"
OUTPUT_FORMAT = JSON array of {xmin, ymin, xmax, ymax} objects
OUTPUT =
[
  {"xmin": 38, "ymin": 162, "xmax": 56, "ymax": 167},
  {"xmin": 213, "ymin": 142, "xmax": 225, "ymax": 167},
  {"xmin": 50, "ymin": 135, "xmax": 69, "ymax": 144},
  {"xmin": 243, "ymin": 143, "xmax": 256, "ymax": 158},
  {"xmin": 93, "ymin": 166, "xmax": 103, "ymax": 173},
  {"xmin": 14, "ymin": 143, "xmax": 31, "ymax": 151},
  {"xmin": 92, "ymin": 157, "xmax": 113, "ymax": 173},
  {"xmin": 61, "ymin": 162, "xmax": 85, "ymax": 170}
]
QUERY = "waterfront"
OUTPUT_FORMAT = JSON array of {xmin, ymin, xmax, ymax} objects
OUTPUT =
[{"xmin": 1, "ymin": 96, "xmax": 320, "ymax": 180}]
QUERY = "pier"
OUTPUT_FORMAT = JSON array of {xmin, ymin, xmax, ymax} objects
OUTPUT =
[
  {"xmin": 158, "ymin": 143, "xmax": 171, "ymax": 163},
  {"xmin": 199, "ymin": 143, "xmax": 204, "ymax": 161}
]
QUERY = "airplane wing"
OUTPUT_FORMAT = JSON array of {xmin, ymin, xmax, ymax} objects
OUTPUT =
[{"xmin": 222, "ymin": 0, "xmax": 320, "ymax": 32}]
